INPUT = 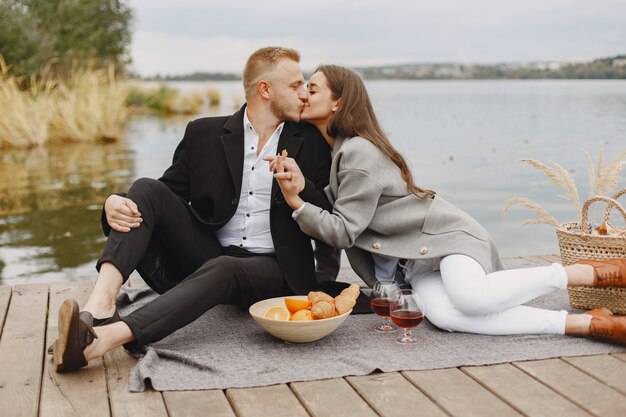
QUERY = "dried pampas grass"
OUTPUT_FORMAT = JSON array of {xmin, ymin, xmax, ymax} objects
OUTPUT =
[
  {"xmin": 502, "ymin": 197, "xmax": 559, "ymax": 227},
  {"xmin": 521, "ymin": 158, "xmax": 581, "ymax": 218},
  {"xmin": 505, "ymin": 149, "xmax": 626, "ymax": 231},
  {"xmin": 585, "ymin": 149, "xmax": 626, "ymax": 198}
]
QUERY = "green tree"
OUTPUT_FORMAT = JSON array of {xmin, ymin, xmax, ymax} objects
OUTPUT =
[{"xmin": 0, "ymin": 0, "xmax": 133, "ymax": 78}]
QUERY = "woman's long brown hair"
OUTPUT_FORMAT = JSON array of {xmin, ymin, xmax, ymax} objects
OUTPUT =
[{"xmin": 316, "ymin": 64, "xmax": 434, "ymax": 198}]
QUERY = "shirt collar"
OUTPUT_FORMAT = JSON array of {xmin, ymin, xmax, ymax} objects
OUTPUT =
[{"xmin": 243, "ymin": 108, "xmax": 285, "ymax": 138}]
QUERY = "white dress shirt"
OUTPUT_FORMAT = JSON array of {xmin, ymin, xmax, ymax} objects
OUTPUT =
[{"xmin": 215, "ymin": 110, "xmax": 283, "ymax": 253}]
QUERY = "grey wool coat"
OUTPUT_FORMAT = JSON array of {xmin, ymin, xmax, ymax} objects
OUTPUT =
[{"xmin": 295, "ymin": 136, "xmax": 503, "ymax": 288}]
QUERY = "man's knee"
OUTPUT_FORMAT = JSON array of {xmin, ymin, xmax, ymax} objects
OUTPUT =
[{"xmin": 128, "ymin": 177, "xmax": 168, "ymax": 201}]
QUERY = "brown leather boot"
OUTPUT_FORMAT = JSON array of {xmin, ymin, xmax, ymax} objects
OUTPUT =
[
  {"xmin": 574, "ymin": 259, "xmax": 626, "ymax": 287},
  {"xmin": 588, "ymin": 310, "xmax": 626, "ymax": 345},
  {"xmin": 587, "ymin": 308, "xmax": 614, "ymax": 318},
  {"xmin": 53, "ymin": 299, "xmax": 98, "ymax": 372}
]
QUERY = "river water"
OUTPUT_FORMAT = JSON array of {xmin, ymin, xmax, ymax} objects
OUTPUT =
[{"xmin": 1, "ymin": 80, "xmax": 625, "ymax": 285}]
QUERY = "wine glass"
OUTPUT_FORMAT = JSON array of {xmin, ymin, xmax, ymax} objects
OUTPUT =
[
  {"xmin": 389, "ymin": 289, "xmax": 425, "ymax": 344},
  {"xmin": 370, "ymin": 281, "xmax": 400, "ymax": 332}
]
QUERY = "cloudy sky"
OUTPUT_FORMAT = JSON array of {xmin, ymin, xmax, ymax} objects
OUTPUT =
[{"xmin": 128, "ymin": 0, "xmax": 626, "ymax": 76}]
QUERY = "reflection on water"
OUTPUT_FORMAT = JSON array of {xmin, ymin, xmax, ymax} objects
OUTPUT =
[
  {"xmin": 0, "ymin": 142, "xmax": 134, "ymax": 283},
  {"xmin": 1, "ymin": 80, "xmax": 625, "ymax": 285}
]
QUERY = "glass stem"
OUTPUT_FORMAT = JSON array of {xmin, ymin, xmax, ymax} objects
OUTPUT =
[{"xmin": 404, "ymin": 329, "xmax": 411, "ymax": 340}]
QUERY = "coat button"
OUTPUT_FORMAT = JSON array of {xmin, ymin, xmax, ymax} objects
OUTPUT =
[
  {"xmin": 372, "ymin": 242, "xmax": 381, "ymax": 250},
  {"xmin": 231, "ymin": 198, "xmax": 238, "ymax": 206},
  {"xmin": 419, "ymin": 246, "xmax": 428, "ymax": 255}
]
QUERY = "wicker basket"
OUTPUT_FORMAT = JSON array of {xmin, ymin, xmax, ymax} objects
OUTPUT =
[{"xmin": 556, "ymin": 191, "xmax": 626, "ymax": 314}]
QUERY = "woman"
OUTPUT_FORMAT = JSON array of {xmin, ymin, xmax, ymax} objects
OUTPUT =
[{"xmin": 268, "ymin": 64, "xmax": 626, "ymax": 344}]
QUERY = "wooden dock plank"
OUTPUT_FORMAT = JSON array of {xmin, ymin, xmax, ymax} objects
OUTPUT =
[
  {"xmin": 104, "ymin": 346, "xmax": 168, "ymax": 417},
  {"xmin": 291, "ymin": 377, "xmax": 378, "ymax": 417},
  {"xmin": 226, "ymin": 385, "xmax": 309, "ymax": 417},
  {"xmin": 536, "ymin": 254, "xmax": 562, "ymax": 263},
  {"xmin": 562, "ymin": 355, "xmax": 626, "ymax": 395},
  {"xmin": 40, "ymin": 282, "xmax": 111, "ymax": 417},
  {"xmin": 347, "ymin": 372, "xmax": 448, "ymax": 417},
  {"xmin": 0, "ymin": 285, "xmax": 11, "ymax": 337},
  {"xmin": 515, "ymin": 358, "xmax": 626, "ymax": 417},
  {"xmin": 0, "ymin": 284, "xmax": 49, "ymax": 417},
  {"xmin": 402, "ymin": 368, "xmax": 522, "ymax": 417},
  {"xmin": 613, "ymin": 352, "xmax": 626, "ymax": 363},
  {"xmin": 163, "ymin": 390, "xmax": 236, "ymax": 417},
  {"xmin": 463, "ymin": 363, "xmax": 592, "ymax": 417}
]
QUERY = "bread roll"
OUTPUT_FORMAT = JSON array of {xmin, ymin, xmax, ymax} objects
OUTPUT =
[
  {"xmin": 334, "ymin": 294, "xmax": 356, "ymax": 315},
  {"xmin": 308, "ymin": 291, "xmax": 334, "ymax": 304},
  {"xmin": 311, "ymin": 300, "xmax": 335, "ymax": 319},
  {"xmin": 340, "ymin": 283, "xmax": 360, "ymax": 301}
]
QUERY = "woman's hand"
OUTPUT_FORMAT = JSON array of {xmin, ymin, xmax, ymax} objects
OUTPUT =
[
  {"xmin": 264, "ymin": 155, "xmax": 306, "ymax": 210},
  {"xmin": 104, "ymin": 194, "xmax": 142, "ymax": 232}
]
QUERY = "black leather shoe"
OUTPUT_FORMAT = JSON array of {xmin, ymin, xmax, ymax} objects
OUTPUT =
[
  {"xmin": 47, "ymin": 309, "xmax": 119, "ymax": 355},
  {"xmin": 53, "ymin": 299, "xmax": 98, "ymax": 372}
]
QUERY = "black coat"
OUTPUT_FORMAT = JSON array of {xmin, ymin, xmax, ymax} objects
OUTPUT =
[{"xmin": 155, "ymin": 106, "xmax": 334, "ymax": 294}]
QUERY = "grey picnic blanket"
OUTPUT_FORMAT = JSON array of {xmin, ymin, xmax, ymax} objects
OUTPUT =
[{"xmin": 116, "ymin": 286, "xmax": 626, "ymax": 392}]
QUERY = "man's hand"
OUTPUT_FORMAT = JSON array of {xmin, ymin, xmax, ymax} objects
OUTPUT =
[
  {"xmin": 264, "ymin": 156, "xmax": 306, "ymax": 194},
  {"xmin": 104, "ymin": 195, "xmax": 142, "ymax": 232},
  {"xmin": 264, "ymin": 155, "xmax": 307, "ymax": 210}
]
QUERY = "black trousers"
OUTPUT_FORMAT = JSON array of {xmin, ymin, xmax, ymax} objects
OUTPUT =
[{"xmin": 97, "ymin": 178, "xmax": 288, "ymax": 351}]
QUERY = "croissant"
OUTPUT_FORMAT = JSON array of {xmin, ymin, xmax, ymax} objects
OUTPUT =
[
  {"xmin": 311, "ymin": 300, "xmax": 335, "ymax": 319},
  {"xmin": 340, "ymin": 283, "xmax": 360, "ymax": 301},
  {"xmin": 308, "ymin": 291, "xmax": 334, "ymax": 304},
  {"xmin": 334, "ymin": 294, "xmax": 356, "ymax": 315}
]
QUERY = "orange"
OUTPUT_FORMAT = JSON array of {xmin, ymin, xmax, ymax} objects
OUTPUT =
[
  {"xmin": 290, "ymin": 309, "xmax": 313, "ymax": 321},
  {"xmin": 284, "ymin": 298, "xmax": 312, "ymax": 313},
  {"xmin": 263, "ymin": 306, "xmax": 290, "ymax": 321}
]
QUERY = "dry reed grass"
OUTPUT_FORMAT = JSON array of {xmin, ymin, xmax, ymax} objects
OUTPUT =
[
  {"xmin": 50, "ymin": 65, "xmax": 130, "ymax": 142},
  {"xmin": 0, "ymin": 59, "xmax": 131, "ymax": 147},
  {"xmin": 126, "ymin": 85, "xmax": 205, "ymax": 115},
  {"xmin": 162, "ymin": 90, "xmax": 204, "ymax": 115},
  {"xmin": 503, "ymin": 150, "xmax": 626, "ymax": 228},
  {"xmin": 207, "ymin": 88, "xmax": 220, "ymax": 106},
  {"xmin": 0, "ymin": 58, "xmax": 57, "ymax": 148}
]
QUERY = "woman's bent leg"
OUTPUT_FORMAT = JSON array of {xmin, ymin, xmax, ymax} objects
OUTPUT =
[
  {"xmin": 439, "ymin": 254, "xmax": 567, "ymax": 316},
  {"xmin": 410, "ymin": 273, "xmax": 567, "ymax": 335}
]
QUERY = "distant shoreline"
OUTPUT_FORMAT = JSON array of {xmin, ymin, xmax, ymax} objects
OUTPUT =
[{"xmin": 141, "ymin": 54, "xmax": 626, "ymax": 81}]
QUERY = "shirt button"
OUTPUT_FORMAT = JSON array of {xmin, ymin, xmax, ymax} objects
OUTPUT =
[
  {"xmin": 419, "ymin": 246, "xmax": 428, "ymax": 255},
  {"xmin": 242, "ymin": 236, "xmax": 247, "ymax": 240},
  {"xmin": 249, "ymin": 191, "xmax": 253, "ymax": 195},
  {"xmin": 251, "ymin": 146, "xmax": 254, "ymax": 150},
  {"xmin": 251, "ymin": 167, "xmax": 254, "ymax": 171},
  {"xmin": 372, "ymin": 242, "xmax": 381, "ymax": 250},
  {"xmin": 246, "ymin": 214, "xmax": 250, "ymax": 217}
]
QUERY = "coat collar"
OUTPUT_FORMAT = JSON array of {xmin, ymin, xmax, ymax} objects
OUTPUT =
[{"xmin": 220, "ymin": 105, "xmax": 304, "ymax": 201}]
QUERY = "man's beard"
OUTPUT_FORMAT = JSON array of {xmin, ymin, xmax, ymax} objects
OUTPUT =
[{"xmin": 270, "ymin": 99, "xmax": 301, "ymax": 123}]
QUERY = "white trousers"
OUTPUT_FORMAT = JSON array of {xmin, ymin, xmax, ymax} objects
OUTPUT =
[{"xmin": 405, "ymin": 254, "xmax": 568, "ymax": 335}]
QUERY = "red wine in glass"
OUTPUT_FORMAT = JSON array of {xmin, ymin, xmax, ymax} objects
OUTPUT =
[
  {"xmin": 390, "ymin": 289, "xmax": 425, "ymax": 344},
  {"xmin": 390, "ymin": 310, "xmax": 423, "ymax": 328},
  {"xmin": 371, "ymin": 282, "xmax": 399, "ymax": 332},
  {"xmin": 370, "ymin": 297, "xmax": 392, "ymax": 317}
]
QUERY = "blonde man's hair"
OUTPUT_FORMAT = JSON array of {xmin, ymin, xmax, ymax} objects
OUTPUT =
[{"xmin": 242, "ymin": 46, "xmax": 300, "ymax": 98}]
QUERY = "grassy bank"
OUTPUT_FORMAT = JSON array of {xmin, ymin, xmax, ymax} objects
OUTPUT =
[{"xmin": 0, "ymin": 60, "xmax": 221, "ymax": 148}]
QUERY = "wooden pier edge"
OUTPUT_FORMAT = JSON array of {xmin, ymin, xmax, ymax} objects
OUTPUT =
[{"xmin": 0, "ymin": 254, "xmax": 625, "ymax": 417}]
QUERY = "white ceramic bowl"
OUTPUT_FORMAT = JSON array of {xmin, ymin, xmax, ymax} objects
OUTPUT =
[{"xmin": 249, "ymin": 295, "xmax": 352, "ymax": 343}]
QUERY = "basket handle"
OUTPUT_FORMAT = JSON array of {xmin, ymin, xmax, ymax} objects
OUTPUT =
[
  {"xmin": 602, "ymin": 188, "xmax": 626, "ymax": 225},
  {"xmin": 581, "ymin": 195, "xmax": 626, "ymax": 234}
]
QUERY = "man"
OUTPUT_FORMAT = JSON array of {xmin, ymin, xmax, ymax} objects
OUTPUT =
[{"xmin": 52, "ymin": 46, "xmax": 338, "ymax": 372}]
